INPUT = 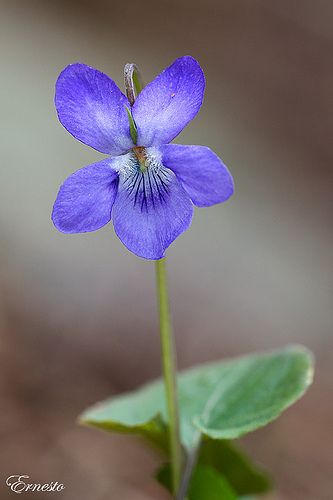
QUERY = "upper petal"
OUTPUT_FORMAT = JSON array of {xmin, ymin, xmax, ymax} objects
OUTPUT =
[
  {"xmin": 112, "ymin": 161, "xmax": 193, "ymax": 259},
  {"xmin": 55, "ymin": 63, "xmax": 134, "ymax": 155},
  {"xmin": 132, "ymin": 56, "xmax": 205, "ymax": 147},
  {"xmin": 160, "ymin": 144, "xmax": 234, "ymax": 207},
  {"xmin": 52, "ymin": 158, "xmax": 119, "ymax": 233}
]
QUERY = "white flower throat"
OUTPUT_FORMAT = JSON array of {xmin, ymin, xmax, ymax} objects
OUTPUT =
[{"xmin": 117, "ymin": 147, "xmax": 172, "ymax": 213}]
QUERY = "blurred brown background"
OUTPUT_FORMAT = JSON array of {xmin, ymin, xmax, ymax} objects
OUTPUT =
[{"xmin": 0, "ymin": 0, "xmax": 332, "ymax": 498}]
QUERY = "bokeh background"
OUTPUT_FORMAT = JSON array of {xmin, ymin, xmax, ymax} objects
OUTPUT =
[{"xmin": 1, "ymin": 0, "xmax": 332, "ymax": 498}]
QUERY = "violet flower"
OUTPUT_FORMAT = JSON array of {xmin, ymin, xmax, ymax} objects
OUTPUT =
[{"xmin": 52, "ymin": 56, "xmax": 234, "ymax": 259}]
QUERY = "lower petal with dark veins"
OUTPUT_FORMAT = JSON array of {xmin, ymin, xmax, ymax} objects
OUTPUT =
[{"xmin": 112, "ymin": 165, "xmax": 193, "ymax": 259}]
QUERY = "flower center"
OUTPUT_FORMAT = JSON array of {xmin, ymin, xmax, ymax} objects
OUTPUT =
[
  {"xmin": 118, "ymin": 147, "xmax": 171, "ymax": 214},
  {"xmin": 133, "ymin": 146, "xmax": 148, "ymax": 172}
]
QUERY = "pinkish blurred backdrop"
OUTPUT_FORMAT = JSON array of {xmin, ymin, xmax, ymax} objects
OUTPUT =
[{"xmin": 0, "ymin": 0, "xmax": 332, "ymax": 498}]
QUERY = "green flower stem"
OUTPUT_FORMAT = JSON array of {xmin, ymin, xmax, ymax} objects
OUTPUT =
[{"xmin": 155, "ymin": 258, "xmax": 182, "ymax": 495}]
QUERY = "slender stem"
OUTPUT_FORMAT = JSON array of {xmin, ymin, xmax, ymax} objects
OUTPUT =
[
  {"xmin": 155, "ymin": 258, "xmax": 182, "ymax": 495},
  {"xmin": 177, "ymin": 431, "xmax": 201, "ymax": 500}
]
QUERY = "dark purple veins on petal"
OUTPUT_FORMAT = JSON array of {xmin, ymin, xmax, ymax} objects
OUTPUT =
[
  {"xmin": 111, "ymin": 152, "xmax": 194, "ymax": 260},
  {"xmin": 122, "ymin": 158, "xmax": 171, "ymax": 213}
]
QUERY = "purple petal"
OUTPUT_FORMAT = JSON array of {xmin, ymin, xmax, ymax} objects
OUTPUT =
[
  {"xmin": 112, "ymin": 166, "xmax": 193, "ymax": 259},
  {"xmin": 52, "ymin": 159, "xmax": 119, "ymax": 233},
  {"xmin": 55, "ymin": 63, "xmax": 134, "ymax": 155},
  {"xmin": 132, "ymin": 56, "xmax": 205, "ymax": 147},
  {"xmin": 160, "ymin": 144, "xmax": 234, "ymax": 207}
]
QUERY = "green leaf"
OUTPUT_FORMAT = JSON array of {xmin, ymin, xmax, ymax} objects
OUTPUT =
[
  {"xmin": 80, "ymin": 346, "xmax": 313, "ymax": 450},
  {"xmin": 125, "ymin": 106, "xmax": 137, "ymax": 144},
  {"xmin": 81, "ymin": 380, "xmax": 169, "ymax": 452},
  {"xmin": 188, "ymin": 465, "xmax": 237, "ymax": 500},
  {"xmin": 198, "ymin": 439, "xmax": 271, "ymax": 495},
  {"xmin": 155, "ymin": 462, "xmax": 172, "ymax": 492},
  {"xmin": 157, "ymin": 440, "xmax": 270, "ymax": 497},
  {"xmin": 157, "ymin": 463, "xmax": 237, "ymax": 500}
]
